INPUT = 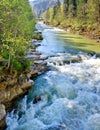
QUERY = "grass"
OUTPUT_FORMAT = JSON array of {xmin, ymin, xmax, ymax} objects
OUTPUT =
[{"xmin": 58, "ymin": 32, "xmax": 100, "ymax": 54}]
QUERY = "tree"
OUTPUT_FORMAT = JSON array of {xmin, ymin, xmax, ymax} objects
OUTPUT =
[
  {"xmin": 43, "ymin": 0, "xmax": 100, "ymax": 35},
  {"xmin": 0, "ymin": 0, "xmax": 35, "ymax": 74},
  {"xmin": 63, "ymin": 0, "xmax": 69, "ymax": 16},
  {"xmin": 68, "ymin": 0, "xmax": 77, "ymax": 17}
]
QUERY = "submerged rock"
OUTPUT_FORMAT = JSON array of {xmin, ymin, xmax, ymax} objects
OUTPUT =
[
  {"xmin": 33, "ymin": 96, "xmax": 41, "ymax": 104},
  {"xmin": 48, "ymin": 54, "xmax": 82, "ymax": 66}
]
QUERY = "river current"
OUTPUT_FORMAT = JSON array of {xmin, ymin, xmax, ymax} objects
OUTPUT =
[{"xmin": 6, "ymin": 22, "xmax": 100, "ymax": 130}]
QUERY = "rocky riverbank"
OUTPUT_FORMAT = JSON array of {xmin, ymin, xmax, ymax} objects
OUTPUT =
[{"xmin": 0, "ymin": 43, "xmax": 48, "ymax": 130}]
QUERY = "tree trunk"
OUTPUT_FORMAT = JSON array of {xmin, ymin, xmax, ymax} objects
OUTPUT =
[
  {"xmin": 98, "ymin": 2, "xmax": 100, "ymax": 23},
  {"xmin": 7, "ymin": 53, "xmax": 11, "ymax": 70}
]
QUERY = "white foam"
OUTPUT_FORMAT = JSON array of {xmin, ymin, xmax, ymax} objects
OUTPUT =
[{"xmin": 6, "ymin": 22, "xmax": 100, "ymax": 130}]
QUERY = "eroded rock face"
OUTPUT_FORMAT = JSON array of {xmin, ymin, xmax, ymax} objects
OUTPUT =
[
  {"xmin": 0, "ymin": 44, "xmax": 48, "ymax": 129},
  {"xmin": 0, "ymin": 104, "xmax": 6, "ymax": 120},
  {"xmin": 0, "ymin": 78, "xmax": 35, "ymax": 130},
  {"xmin": 0, "ymin": 118, "xmax": 6, "ymax": 130},
  {"xmin": 0, "ymin": 80, "xmax": 34, "ymax": 103},
  {"xmin": 0, "ymin": 104, "xmax": 6, "ymax": 130}
]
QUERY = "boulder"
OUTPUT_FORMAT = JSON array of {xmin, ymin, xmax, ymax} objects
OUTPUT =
[
  {"xmin": 0, "ymin": 104, "xmax": 6, "ymax": 130},
  {"xmin": 33, "ymin": 96, "xmax": 41, "ymax": 104},
  {"xmin": 0, "ymin": 104, "xmax": 6, "ymax": 120}
]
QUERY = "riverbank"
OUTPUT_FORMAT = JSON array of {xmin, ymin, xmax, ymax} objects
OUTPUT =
[{"xmin": 0, "ymin": 40, "xmax": 48, "ymax": 130}]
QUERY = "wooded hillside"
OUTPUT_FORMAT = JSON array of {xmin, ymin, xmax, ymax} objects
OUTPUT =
[{"xmin": 42, "ymin": 0, "xmax": 100, "ymax": 40}]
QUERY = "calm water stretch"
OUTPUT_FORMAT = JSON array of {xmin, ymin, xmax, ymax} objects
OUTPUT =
[{"xmin": 6, "ymin": 22, "xmax": 100, "ymax": 130}]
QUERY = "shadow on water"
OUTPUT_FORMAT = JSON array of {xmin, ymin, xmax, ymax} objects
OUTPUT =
[
  {"xmin": 55, "ymin": 35, "xmax": 83, "ymax": 40},
  {"xmin": 55, "ymin": 34, "xmax": 100, "ymax": 55}
]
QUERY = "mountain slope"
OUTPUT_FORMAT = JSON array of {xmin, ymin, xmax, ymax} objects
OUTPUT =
[{"xmin": 30, "ymin": 0, "xmax": 63, "ymax": 17}]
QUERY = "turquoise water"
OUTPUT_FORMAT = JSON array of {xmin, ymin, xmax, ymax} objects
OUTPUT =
[{"xmin": 6, "ymin": 22, "xmax": 100, "ymax": 130}]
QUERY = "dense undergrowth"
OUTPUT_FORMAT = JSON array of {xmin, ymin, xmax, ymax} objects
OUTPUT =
[{"xmin": 0, "ymin": 0, "xmax": 38, "ymax": 75}]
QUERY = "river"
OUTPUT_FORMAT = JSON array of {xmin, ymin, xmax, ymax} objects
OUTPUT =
[{"xmin": 6, "ymin": 22, "xmax": 100, "ymax": 130}]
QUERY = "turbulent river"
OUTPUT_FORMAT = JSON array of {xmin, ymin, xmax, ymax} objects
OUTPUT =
[{"xmin": 6, "ymin": 22, "xmax": 100, "ymax": 130}]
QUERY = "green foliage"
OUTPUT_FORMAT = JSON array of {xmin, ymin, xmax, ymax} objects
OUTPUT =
[
  {"xmin": 12, "ymin": 59, "xmax": 23, "ymax": 72},
  {"xmin": 32, "ymin": 33, "xmax": 43, "ymax": 40},
  {"xmin": 13, "ymin": 58, "xmax": 31, "ymax": 72},
  {"xmin": 42, "ymin": 0, "xmax": 100, "ymax": 33},
  {"xmin": 0, "ymin": 0, "xmax": 35, "ymax": 74}
]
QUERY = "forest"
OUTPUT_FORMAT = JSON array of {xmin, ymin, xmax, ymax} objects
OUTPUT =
[
  {"xmin": 42, "ymin": 0, "xmax": 100, "ymax": 39},
  {"xmin": 0, "ymin": 0, "xmax": 35, "ymax": 75}
]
